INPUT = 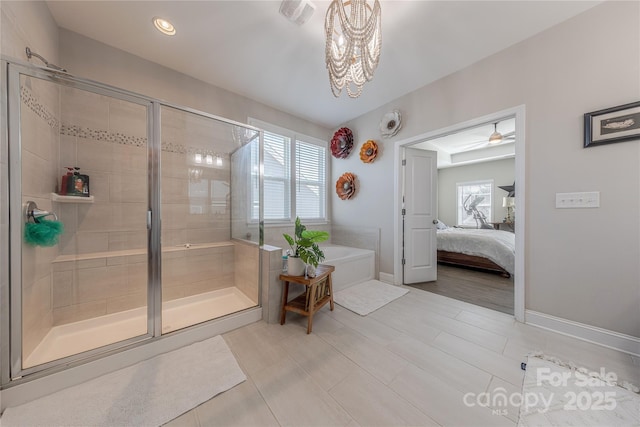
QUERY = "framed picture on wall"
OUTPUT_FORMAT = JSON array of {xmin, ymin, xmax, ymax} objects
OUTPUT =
[{"xmin": 584, "ymin": 101, "xmax": 640, "ymax": 147}]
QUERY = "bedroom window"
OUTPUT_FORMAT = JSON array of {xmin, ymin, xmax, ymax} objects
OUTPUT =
[
  {"xmin": 456, "ymin": 180, "xmax": 493, "ymax": 227},
  {"xmin": 249, "ymin": 119, "xmax": 328, "ymax": 223}
]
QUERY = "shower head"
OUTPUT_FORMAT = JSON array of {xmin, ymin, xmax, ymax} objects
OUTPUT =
[{"xmin": 25, "ymin": 47, "xmax": 67, "ymax": 73}]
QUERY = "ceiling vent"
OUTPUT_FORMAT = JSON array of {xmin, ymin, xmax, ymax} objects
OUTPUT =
[{"xmin": 279, "ymin": 0, "xmax": 315, "ymax": 25}]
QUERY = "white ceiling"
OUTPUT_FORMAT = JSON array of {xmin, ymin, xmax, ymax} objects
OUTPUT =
[{"xmin": 45, "ymin": 1, "xmax": 600, "ymax": 130}]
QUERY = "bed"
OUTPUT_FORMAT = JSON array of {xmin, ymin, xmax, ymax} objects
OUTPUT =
[{"xmin": 436, "ymin": 227, "xmax": 515, "ymax": 277}]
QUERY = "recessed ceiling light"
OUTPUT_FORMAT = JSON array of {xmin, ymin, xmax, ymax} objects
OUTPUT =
[{"xmin": 152, "ymin": 17, "xmax": 176, "ymax": 36}]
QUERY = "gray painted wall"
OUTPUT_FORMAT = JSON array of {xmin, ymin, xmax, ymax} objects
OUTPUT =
[{"xmin": 333, "ymin": 1, "xmax": 639, "ymax": 337}]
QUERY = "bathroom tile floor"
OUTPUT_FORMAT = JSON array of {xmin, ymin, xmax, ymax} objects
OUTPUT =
[{"xmin": 165, "ymin": 287, "xmax": 639, "ymax": 427}]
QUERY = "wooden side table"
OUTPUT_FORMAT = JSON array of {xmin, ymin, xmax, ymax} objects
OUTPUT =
[{"xmin": 279, "ymin": 264, "xmax": 335, "ymax": 334}]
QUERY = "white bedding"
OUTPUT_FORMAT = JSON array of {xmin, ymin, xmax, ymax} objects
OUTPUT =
[{"xmin": 437, "ymin": 228, "xmax": 515, "ymax": 275}]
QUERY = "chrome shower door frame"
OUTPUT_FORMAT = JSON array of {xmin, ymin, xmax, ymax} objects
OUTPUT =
[
  {"xmin": 1, "ymin": 58, "xmax": 264, "ymax": 387},
  {"xmin": 4, "ymin": 61, "xmax": 160, "ymax": 381}
]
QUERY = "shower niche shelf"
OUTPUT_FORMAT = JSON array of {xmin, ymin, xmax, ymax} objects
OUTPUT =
[{"xmin": 51, "ymin": 193, "xmax": 95, "ymax": 203}]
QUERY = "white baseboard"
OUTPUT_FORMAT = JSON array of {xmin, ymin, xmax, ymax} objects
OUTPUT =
[
  {"xmin": 378, "ymin": 272, "xmax": 394, "ymax": 284},
  {"xmin": 526, "ymin": 310, "xmax": 640, "ymax": 357}
]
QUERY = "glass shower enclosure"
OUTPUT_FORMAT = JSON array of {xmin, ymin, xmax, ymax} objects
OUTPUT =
[{"xmin": 1, "ymin": 60, "xmax": 262, "ymax": 382}]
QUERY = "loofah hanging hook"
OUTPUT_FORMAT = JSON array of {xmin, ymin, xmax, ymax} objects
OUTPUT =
[
  {"xmin": 24, "ymin": 201, "xmax": 63, "ymax": 247},
  {"xmin": 25, "ymin": 201, "xmax": 58, "ymax": 223}
]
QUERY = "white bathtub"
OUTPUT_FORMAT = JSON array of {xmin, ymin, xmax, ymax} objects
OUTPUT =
[{"xmin": 321, "ymin": 244, "xmax": 375, "ymax": 292}]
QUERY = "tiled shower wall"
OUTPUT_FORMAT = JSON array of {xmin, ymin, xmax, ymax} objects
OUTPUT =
[
  {"xmin": 162, "ymin": 245, "xmax": 235, "ymax": 303},
  {"xmin": 160, "ymin": 105, "xmax": 244, "ymax": 304},
  {"xmin": 20, "ymin": 80, "xmax": 59, "ymax": 358},
  {"xmin": 52, "ymin": 87, "xmax": 149, "ymax": 326},
  {"xmin": 234, "ymin": 241, "xmax": 259, "ymax": 303},
  {"xmin": 161, "ymin": 151, "xmax": 232, "ymax": 246},
  {"xmin": 58, "ymin": 88, "xmax": 149, "ymax": 255},
  {"xmin": 49, "ymin": 88, "xmax": 257, "ymax": 325}
]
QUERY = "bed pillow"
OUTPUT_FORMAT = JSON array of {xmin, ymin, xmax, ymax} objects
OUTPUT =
[{"xmin": 436, "ymin": 220, "xmax": 449, "ymax": 230}]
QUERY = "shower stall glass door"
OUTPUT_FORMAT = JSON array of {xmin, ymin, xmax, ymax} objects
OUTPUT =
[
  {"xmin": 8, "ymin": 64, "xmax": 155, "ymax": 377},
  {"xmin": 159, "ymin": 105, "xmax": 261, "ymax": 333},
  {"xmin": 4, "ymin": 61, "xmax": 263, "ymax": 383}
]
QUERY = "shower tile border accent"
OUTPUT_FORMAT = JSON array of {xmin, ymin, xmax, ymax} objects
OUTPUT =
[
  {"xmin": 21, "ymin": 85, "xmax": 235, "ymax": 157},
  {"xmin": 60, "ymin": 124, "xmax": 147, "ymax": 148},
  {"xmin": 20, "ymin": 86, "xmax": 60, "ymax": 130},
  {"xmin": 60, "ymin": 124, "xmax": 230, "ymax": 158}
]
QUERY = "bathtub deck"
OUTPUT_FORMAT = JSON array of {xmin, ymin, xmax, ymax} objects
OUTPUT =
[{"xmin": 23, "ymin": 287, "xmax": 255, "ymax": 368}]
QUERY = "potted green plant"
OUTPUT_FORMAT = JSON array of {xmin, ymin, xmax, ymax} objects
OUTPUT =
[{"xmin": 283, "ymin": 217, "xmax": 329, "ymax": 277}]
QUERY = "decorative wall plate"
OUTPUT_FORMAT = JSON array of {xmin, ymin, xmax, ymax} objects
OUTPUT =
[
  {"xmin": 336, "ymin": 172, "xmax": 357, "ymax": 200},
  {"xmin": 359, "ymin": 140, "xmax": 378, "ymax": 163},
  {"xmin": 379, "ymin": 110, "xmax": 402, "ymax": 138},
  {"xmin": 330, "ymin": 127, "xmax": 354, "ymax": 158}
]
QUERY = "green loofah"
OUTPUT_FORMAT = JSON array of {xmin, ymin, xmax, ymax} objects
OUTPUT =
[{"xmin": 24, "ymin": 219, "xmax": 64, "ymax": 247}]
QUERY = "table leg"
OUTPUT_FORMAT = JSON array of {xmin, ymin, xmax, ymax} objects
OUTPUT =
[
  {"xmin": 327, "ymin": 274, "xmax": 334, "ymax": 311},
  {"xmin": 280, "ymin": 280, "xmax": 290, "ymax": 325},
  {"xmin": 307, "ymin": 283, "xmax": 316, "ymax": 334}
]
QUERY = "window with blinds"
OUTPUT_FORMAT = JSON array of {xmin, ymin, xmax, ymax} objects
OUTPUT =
[
  {"xmin": 249, "ymin": 119, "xmax": 328, "ymax": 223},
  {"xmin": 456, "ymin": 180, "xmax": 493, "ymax": 227}
]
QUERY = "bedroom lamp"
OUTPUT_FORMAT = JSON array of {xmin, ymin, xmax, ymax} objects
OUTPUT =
[{"xmin": 503, "ymin": 197, "xmax": 515, "ymax": 222}]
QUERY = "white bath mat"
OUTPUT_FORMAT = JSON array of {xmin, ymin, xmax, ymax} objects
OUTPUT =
[
  {"xmin": 334, "ymin": 280, "xmax": 408, "ymax": 316},
  {"xmin": 1, "ymin": 335, "xmax": 246, "ymax": 426},
  {"xmin": 517, "ymin": 353, "xmax": 640, "ymax": 426}
]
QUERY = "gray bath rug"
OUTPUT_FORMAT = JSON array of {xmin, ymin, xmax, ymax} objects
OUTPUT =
[
  {"xmin": 334, "ymin": 279, "xmax": 409, "ymax": 315},
  {"xmin": 517, "ymin": 353, "xmax": 640, "ymax": 426},
  {"xmin": 1, "ymin": 335, "xmax": 246, "ymax": 426}
]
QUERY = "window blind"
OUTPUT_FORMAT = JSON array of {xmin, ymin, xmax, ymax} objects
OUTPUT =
[
  {"xmin": 262, "ymin": 131, "xmax": 291, "ymax": 220},
  {"xmin": 296, "ymin": 140, "xmax": 326, "ymax": 220}
]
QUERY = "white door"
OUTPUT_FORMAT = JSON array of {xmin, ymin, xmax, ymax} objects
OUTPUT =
[{"xmin": 403, "ymin": 148, "xmax": 438, "ymax": 284}]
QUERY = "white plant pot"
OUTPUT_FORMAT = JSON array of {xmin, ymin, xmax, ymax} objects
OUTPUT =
[{"xmin": 287, "ymin": 256, "xmax": 306, "ymax": 276}]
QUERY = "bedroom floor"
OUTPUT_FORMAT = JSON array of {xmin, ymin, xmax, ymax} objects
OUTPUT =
[{"xmin": 407, "ymin": 264, "xmax": 514, "ymax": 315}]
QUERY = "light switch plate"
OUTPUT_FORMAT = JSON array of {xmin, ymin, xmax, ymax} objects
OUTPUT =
[{"xmin": 555, "ymin": 192, "xmax": 600, "ymax": 209}]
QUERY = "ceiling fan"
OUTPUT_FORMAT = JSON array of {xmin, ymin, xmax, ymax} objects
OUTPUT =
[{"xmin": 456, "ymin": 122, "xmax": 516, "ymax": 152}]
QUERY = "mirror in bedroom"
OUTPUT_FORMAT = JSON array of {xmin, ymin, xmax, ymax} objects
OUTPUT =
[{"xmin": 399, "ymin": 110, "xmax": 523, "ymax": 319}]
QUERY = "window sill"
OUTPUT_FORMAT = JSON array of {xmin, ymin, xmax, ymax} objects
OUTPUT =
[{"xmin": 261, "ymin": 221, "xmax": 329, "ymax": 228}]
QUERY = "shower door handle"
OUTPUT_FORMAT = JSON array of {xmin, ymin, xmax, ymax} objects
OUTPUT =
[{"xmin": 147, "ymin": 210, "xmax": 152, "ymax": 230}]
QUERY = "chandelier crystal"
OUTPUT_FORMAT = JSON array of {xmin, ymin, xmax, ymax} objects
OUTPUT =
[{"xmin": 325, "ymin": 0, "xmax": 382, "ymax": 98}]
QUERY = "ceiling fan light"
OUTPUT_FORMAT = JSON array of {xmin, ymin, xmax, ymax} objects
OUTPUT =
[
  {"xmin": 488, "ymin": 122, "xmax": 503, "ymax": 144},
  {"xmin": 488, "ymin": 131, "xmax": 503, "ymax": 144}
]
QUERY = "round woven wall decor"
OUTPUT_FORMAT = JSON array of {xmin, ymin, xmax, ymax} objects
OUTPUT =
[
  {"xmin": 336, "ymin": 172, "xmax": 357, "ymax": 200},
  {"xmin": 330, "ymin": 127, "xmax": 354, "ymax": 159}
]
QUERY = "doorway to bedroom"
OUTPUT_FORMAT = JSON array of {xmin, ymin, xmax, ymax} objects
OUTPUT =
[{"xmin": 394, "ymin": 106, "xmax": 525, "ymax": 320}]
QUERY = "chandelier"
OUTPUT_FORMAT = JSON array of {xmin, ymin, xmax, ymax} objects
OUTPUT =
[{"xmin": 325, "ymin": 0, "xmax": 382, "ymax": 98}]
